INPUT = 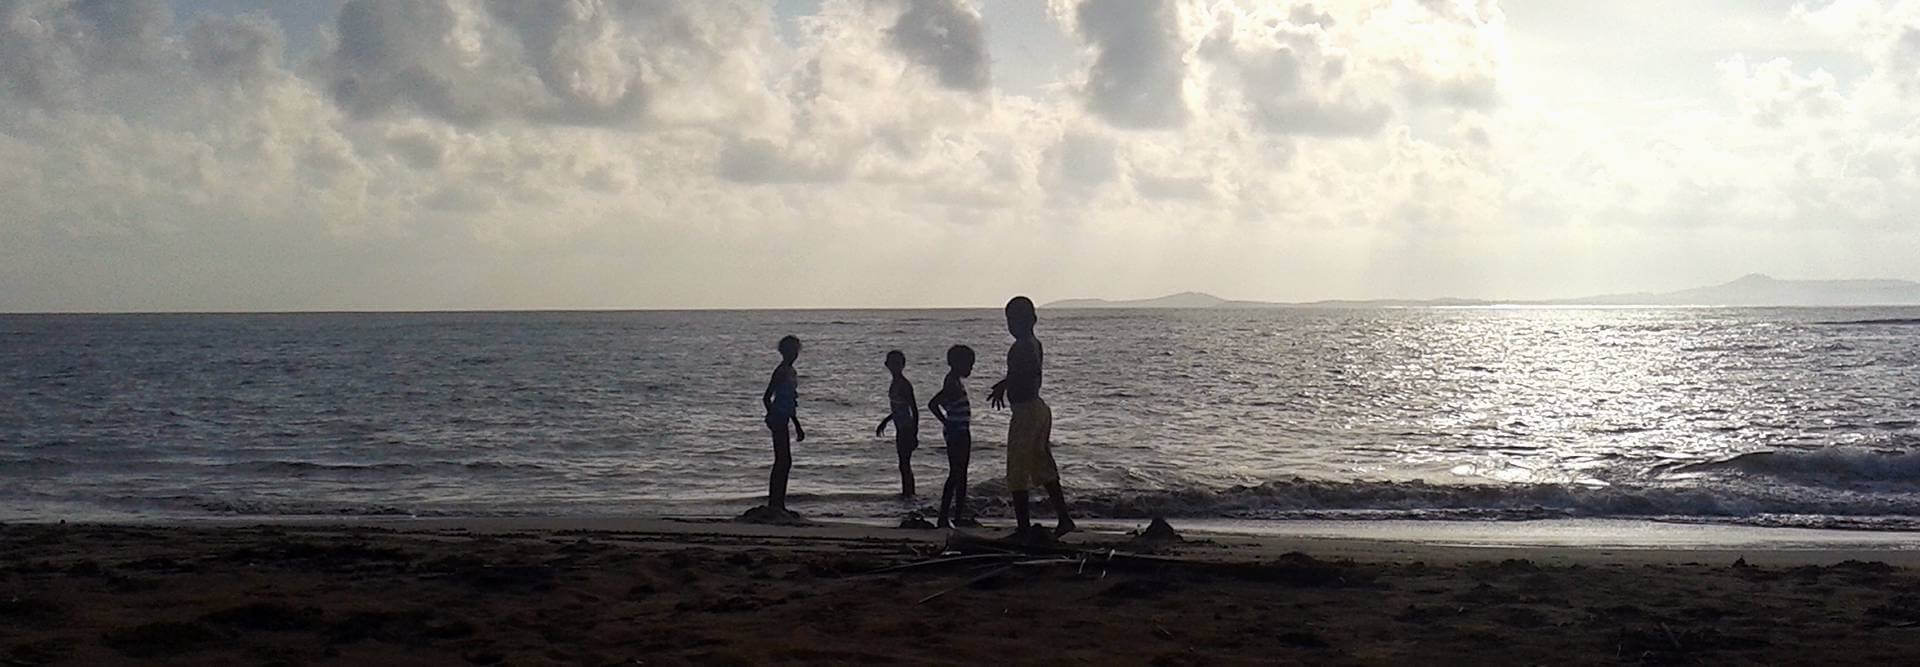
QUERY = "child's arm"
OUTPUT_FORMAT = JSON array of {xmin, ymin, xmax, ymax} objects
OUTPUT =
[
  {"xmin": 907, "ymin": 383, "xmax": 919, "ymax": 424},
  {"xmin": 926, "ymin": 382, "xmax": 952, "ymax": 426},
  {"xmin": 992, "ymin": 341, "xmax": 1037, "ymax": 409},
  {"xmin": 875, "ymin": 413, "xmax": 893, "ymax": 437},
  {"xmin": 763, "ymin": 372, "xmax": 778, "ymax": 414},
  {"xmin": 792, "ymin": 415, "xmax": 805, "ymax": 441}
]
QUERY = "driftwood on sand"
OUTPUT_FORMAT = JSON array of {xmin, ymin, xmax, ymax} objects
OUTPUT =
[
  {"xmin": 864, "ymin": 527, "xmax": 1188, "ymax": 605},
  {"xmin": 866, "ymin": 522, "xmax": 1367, "ymax": 605}
]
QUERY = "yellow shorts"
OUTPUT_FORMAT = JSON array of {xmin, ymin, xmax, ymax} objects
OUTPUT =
[{"xmin": 1006, "ymin": 398, "xmax": 1058, "ymax": 492}]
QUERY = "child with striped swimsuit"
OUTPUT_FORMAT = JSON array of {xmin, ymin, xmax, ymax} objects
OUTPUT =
[{"xmin": 928, "ymin": 345, "xmax": 978, "ymax": 528}]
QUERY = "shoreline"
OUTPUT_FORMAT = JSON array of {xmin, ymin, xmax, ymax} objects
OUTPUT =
[
  {"xmin": 28, "ymin": 514, "xmax": 1920, "ymax": 564},
  {"xmin": 8, "ymin": 518, "xmax": 1920, "ymax": 664}
]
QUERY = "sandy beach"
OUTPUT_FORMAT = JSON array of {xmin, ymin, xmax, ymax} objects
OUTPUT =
[{"xmin": 5, "ymin": 519, "xmax": 1920, "ymax": 665}]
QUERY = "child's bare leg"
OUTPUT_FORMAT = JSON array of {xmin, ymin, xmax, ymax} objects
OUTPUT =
[
  {"xmin": 1045, "ymin": 481, "xmax": 1074, "ymax": 536},
  {"xmin": 937, "ymin": 474, "xmax": 955, "ymax": 528},
  {"xmin": 953, "ymin": 465, "xmax": 969, "ymax": 523},
  {"xmin": 769, "ymin": 430, "xmax": 792, "ymax": 513},
  {"xmin": 939, "ymin": 441, "xmax": 967, "ymax": 528},
  {"xmin": 897, "ymin": 442, "xmax": 915, "ymax": 497},
  {"xmin": 1010, "ymin": 490, "xmax": 1031, "ymax": 539}
]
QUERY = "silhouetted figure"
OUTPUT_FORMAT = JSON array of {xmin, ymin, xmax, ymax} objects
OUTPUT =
[
  {"xmin": 929, "ymin": 344, "xmax": 978, "ymax": 529},
  {"xmin": 990, "ymin": 297, "xmax": 1074, "ymax": 539},
  {"xmin": 762, "ymin": 335, "xmax": 805, "ymax": 518},
  {"xmin": 874, "ymin": 350, "xmax": 918, "ymax": 497}
]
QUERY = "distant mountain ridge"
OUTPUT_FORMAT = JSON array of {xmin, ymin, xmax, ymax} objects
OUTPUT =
[
  {"xmin": 1045, "ymin": 274, "xmax": 1920, "ymax": 309},
  {"xmin": 1561, "ymin": 274, "xmax": 1920, "ymax": 306},
  {"xmin": 1047, "ymin": 292, "xmax": 1236, "ymax": 309}
]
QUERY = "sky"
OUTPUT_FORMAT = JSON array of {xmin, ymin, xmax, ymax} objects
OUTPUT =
[{"xmin": 3, "ymin": 0, "xmax": 1920, "ymax": 311}]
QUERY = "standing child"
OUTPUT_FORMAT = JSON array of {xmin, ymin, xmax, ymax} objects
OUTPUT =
[
  {"xmin": 927, "ymin": 344, "xmax": 977, "ymax": 529},
  {"xmin": 989, "ymin": 296, "xmax": 1074, "ymax": 540},
  {"xmin": 762, "ymin": 335, "xmax": 805, "ymax": 518},
  {"xmin": 874, "ymin": 350, "xmax": 918, "ymax": 497}
]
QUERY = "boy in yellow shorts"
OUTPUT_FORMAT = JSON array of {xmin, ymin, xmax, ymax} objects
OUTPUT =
[{"xmin": 988, "ymin": 296, "xmax": 1074, "ymax": 540}]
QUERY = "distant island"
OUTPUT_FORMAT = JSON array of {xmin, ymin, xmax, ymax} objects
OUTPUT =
[{"xmin": 1046, "ymin": 274, "xmax": 1920, "ymax": 309}]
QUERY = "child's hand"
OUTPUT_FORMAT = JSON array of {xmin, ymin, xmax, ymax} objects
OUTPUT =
[
  {"xmin": 874, "ymin": 423, "xmax": 886, "ymax": 437},
  {"xmin": 795, "ymin": 426, "xmax": 806, "ymax": 442}
]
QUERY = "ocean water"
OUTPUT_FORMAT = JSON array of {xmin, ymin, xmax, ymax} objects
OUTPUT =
[{"xmin": 3, "ymin": 307, "xmax": 1920, "ymax": 528}]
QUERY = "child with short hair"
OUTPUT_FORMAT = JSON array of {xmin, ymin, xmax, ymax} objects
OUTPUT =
[
  {"xmin": 928, "ymin": 344, "xmax": 977, "ymax": 528},
  {"xmin": 874, "ymin": 350, "xmax": 918, "ymax": 497},
  {"xmin": 762, "ymin": 335, "xmax": 805, "ymax": 517},
  {"xmin": 990, "ymin": 297, "xmax": 1073, "ymax": 539}
]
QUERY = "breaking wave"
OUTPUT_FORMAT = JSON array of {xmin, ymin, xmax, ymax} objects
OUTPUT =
[
  {"xmin": 1667, "ymin": 447, "xmax": 1920, "ymax": 485},
  {"xmin": 1033, "ymin": 477, "xmax": 1920, "ymax": 523}
]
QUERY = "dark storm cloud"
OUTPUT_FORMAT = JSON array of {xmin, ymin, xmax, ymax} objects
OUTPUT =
[
  {"xmin": 1076, "ymin": 0, "xmax": 1188, "ymax": 129},
  {"xmin": 887, "ymin": 0, "xmax": 990, "ymax": 91}
]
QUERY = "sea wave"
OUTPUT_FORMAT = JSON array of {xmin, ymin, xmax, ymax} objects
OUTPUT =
[
  {"xmin": 0, "ymin": 456, "xmax": 74, "ymax": 470},
  {"xmin": 946, "ymin": 476, "xmax": 1920, "ymax": 526},
  {"xmin": 1818, "ymin": 318, "xmax": 1920, "ymax": 326},
  {"xmin": 216, "ymin": 460, "xmax": 550, "ymax": 475},
  {"xmin": 143, "ymin": 494, "xmax": 461, "ymax": 517},
  {"xmin": 1666, "ymin": 447, "xmax": 1920, "ymax": 485}
]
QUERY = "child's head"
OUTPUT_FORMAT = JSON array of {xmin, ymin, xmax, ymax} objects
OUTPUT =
[
  {"xmin": 884, "ymin": 350, "xmax": 906, "ymax": 372},
  {"xmin": 777, "ymin": 335, "xmax": 802, "ymax": 361},
  {"xmin": 946, "ymin": 344, "xmax": 975, "ymax": 377},
  {"xmin": 1004, "ymin": 296, "xmax": 1037, "ymax": 336}
]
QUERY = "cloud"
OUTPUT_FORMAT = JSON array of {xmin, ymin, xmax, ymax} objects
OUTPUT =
[
  {"xmin": 68, "ymin": 0, "xmax": 172, "ymax": 67},
  {"xmin": 1073, "ymin": 0, "xmax": 1188, "ymax": 129},
  {"xmin": 320, "ymin": 0, "xmax": 504, "ymax": 125},
  {"xmin": 1132, "ymin": 171, "xmax": 1212, "ymax": 200},
  {"xmin": 1045, "ymin": 131, "xmax": 1118, "ymax": 188},
  {"xmin": 0, "ymin": 0, "xmax": 176, "ymax": 107},
  {"xmin": 385, "ymin": 129, "xmax": 446, "ymax": 170},
  {"xmin": 9, "ymin": 0, "xmax": 1920, "ymax": 311},
  {"xmin": 887, "ymin": 0, "xmax": 990, "ymax": 91},
  {"xmin": 481, "ymin": 0, "xmax": 652, "ymax": 124},
  {"xmin": 1194, "ymin": 3, "xmax": 1394, "ymax": 137},
  {"xmin": 1363, "ymin": 0, "xmax": 1504, "ymax": 110},
  {"xmin": 1886, "ymin": 24, "xmax": 1920, "ymax": 96},
  {"xmin": 1252, "ymin": 98, "xmax": 1392, "ymax": 136},
  {"xmin": 717, "ymin": 137, "xmax": 850, "ymax": 184},
  {"xmin": 314, "ymin": 0, "xmax": 775, "ymax": 128},
  {"xmin": 1719, "ymin": 55, "xmax": 1846, "ymax": 127}
]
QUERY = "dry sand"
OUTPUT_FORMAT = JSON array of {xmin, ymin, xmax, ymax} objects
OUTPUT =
[{"xmin": 6, "ymin": 518, "xmax": 1920, "ymax": 665}]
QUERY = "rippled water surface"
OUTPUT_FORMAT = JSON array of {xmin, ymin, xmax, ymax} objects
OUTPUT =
[{"xmin": 4, "ymin": 308, "xmax": 1919, "ymax": 526}]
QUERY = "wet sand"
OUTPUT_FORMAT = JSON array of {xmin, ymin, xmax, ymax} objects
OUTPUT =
[{"xmin": 6, "ymin": 518, "xmax": 1920, "ymax": 665}]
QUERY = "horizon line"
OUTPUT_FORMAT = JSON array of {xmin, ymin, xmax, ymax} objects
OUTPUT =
[{"xmin": 8, "ymin": 303, "xmax": 1920, "ymax": 316}]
